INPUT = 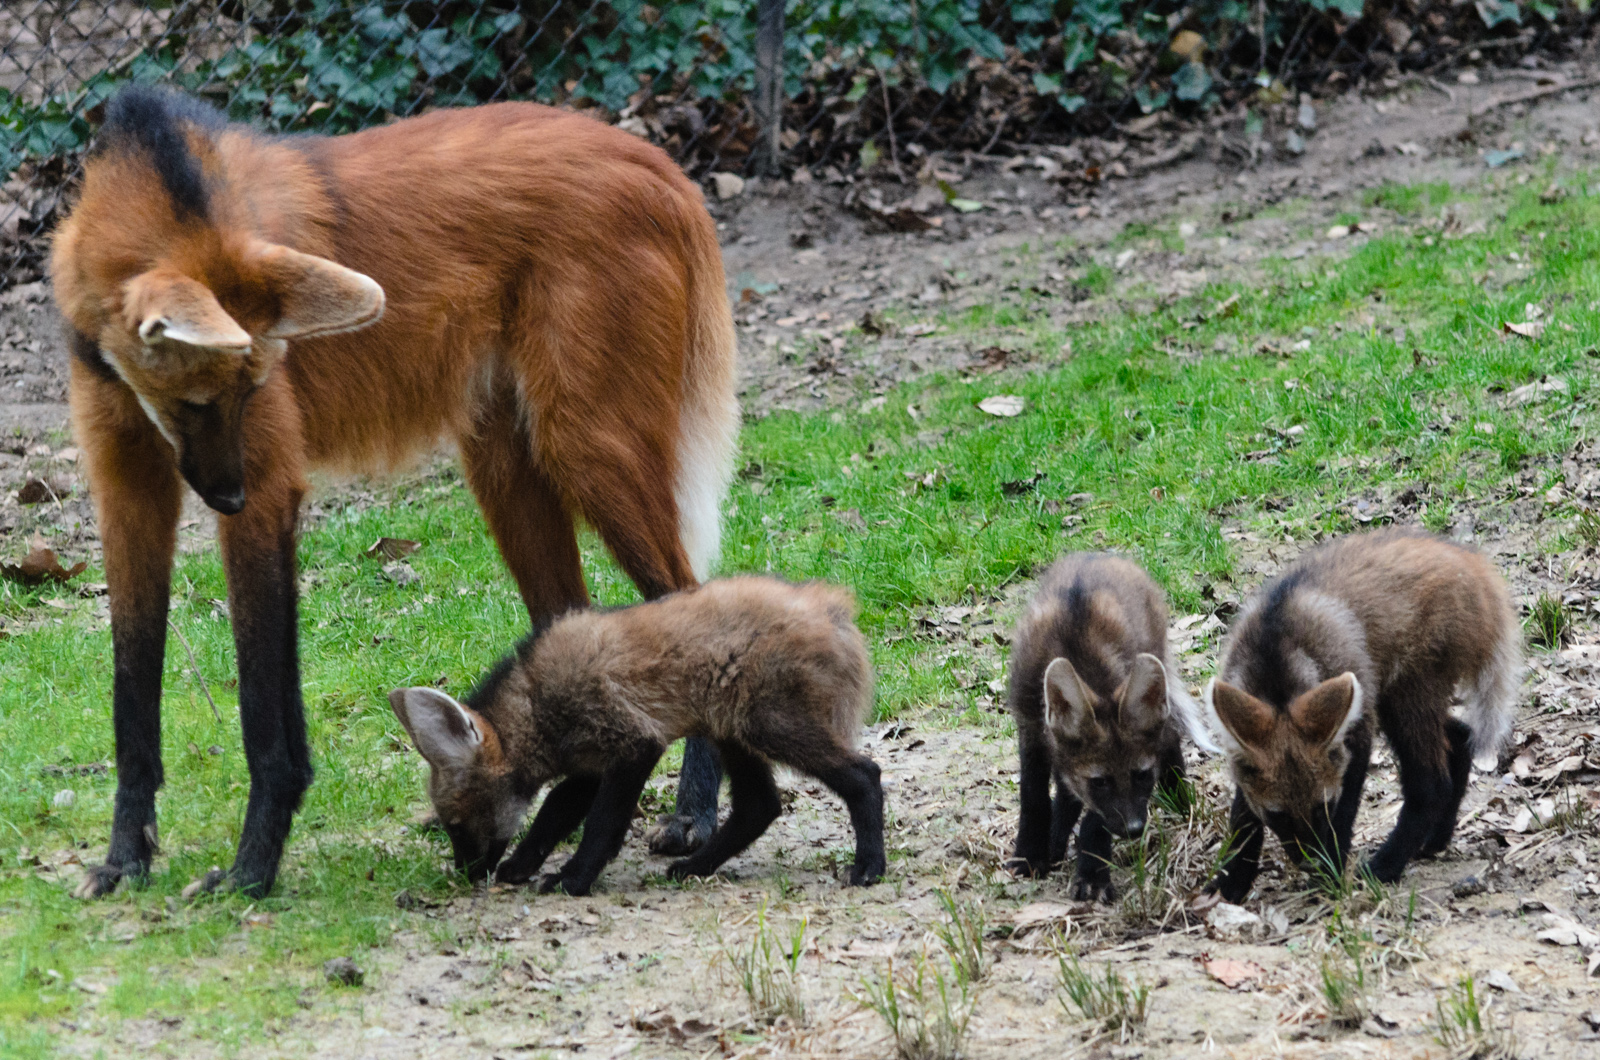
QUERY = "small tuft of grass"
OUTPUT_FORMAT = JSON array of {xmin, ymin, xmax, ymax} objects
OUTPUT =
[
  {"xmin": 855, "ymin": 952, "xmax": 973, "ymax": 1060},
  {"xmin": 724, "ymin": 901, "xmax": 807, "ymax": 1025},
  {"xmin": 1526, "ymin": 592, "xmax": 1572, "ymax": 650},
  {"xmin": 932, "ymin": 888, "xmax": 987, "ymax": 985},
  {"xmin": 1055, "ymin": 952, "xmax": 1150, "ymax": 1041},
  {"xmin": 1435, "ymin": 975, "xmax": 1515, "ymax": 1059}
]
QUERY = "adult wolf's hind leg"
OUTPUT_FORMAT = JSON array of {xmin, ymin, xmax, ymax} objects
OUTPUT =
[
  {"xmin": 73, "ymin": 374, "xmax": 182, "ymax": 898},
  {"xmin": 459, "ymin": 383, "xmax": 589, "ymax": 621}
]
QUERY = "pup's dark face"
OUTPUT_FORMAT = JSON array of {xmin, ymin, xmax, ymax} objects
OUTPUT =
[
  {"xmin": 1044, "ymin": 653, "xmax": 1171, "ymax": 839},
  {"xmin": 1209, "ymin": 673, "xmax": 1363, "ymax": 870},
  {"xmin": 389, "ymin": 687, "xmax": 530, "ymax": 882}
]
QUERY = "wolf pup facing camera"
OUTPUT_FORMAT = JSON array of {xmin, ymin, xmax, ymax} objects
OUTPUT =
[
  {"xmin": 1007, "ymin": 553, "xmax": 1215, "ymax": 901},
  {"xmin": 389, "ymin": 577, "xmax": 885, "ymax": 896},
  {"xmin": 52, "ymin": 87, "xmax": 738, "ymax": 898},
  {"xmin": 1204, "ymin": 529, "xmax": 1520, "ymax": 902}
]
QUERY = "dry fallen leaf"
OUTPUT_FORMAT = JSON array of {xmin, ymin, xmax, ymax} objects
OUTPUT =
[
  {"xmin": 1204, "ymin": 958, "xmax": 1265, "ymax": 989},
  {"xmin": 1011, "ymin": 901, "xmax": 1077, "ymax": 935},
  {"xmin": 2, "ymin": 547, "xmax": 88, "ymax": 587},
  {"xmin": 977, "ymin": 395, "xmax": 1026, "ymax": 417},
  {"xmin": 365, "ymin": 537, "xmax": 420, "ymax": 561},
  {"xmin": 1503, "ymin": 319, "xmax": 1546, "ymax": 340}
]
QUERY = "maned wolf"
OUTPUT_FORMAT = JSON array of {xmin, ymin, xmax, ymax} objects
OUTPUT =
[
  {"xmin": 388, "ymin": 577, "xmax": 885, "ymax": 896},
  {"xmin": 1204, "ymin": 529, "xmax": 1520, "ymax": 901},
  {"xmin": 52, "ymin": 86, "xmax": 738, "ymax": 898},
  {"xmin": 1007, "ymin": 553, "xmax": 1215, "ymax": 901}
]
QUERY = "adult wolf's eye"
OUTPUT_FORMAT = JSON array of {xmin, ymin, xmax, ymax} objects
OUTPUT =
[{"xmin": 1132, "ymin": 768, "xmax": 1154, "ymax": 786}]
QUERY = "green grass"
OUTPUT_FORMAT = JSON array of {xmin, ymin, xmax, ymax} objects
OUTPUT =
[{"xmin": 3, "ymin": 177, "xmax": 1600, "ymax": 1047}]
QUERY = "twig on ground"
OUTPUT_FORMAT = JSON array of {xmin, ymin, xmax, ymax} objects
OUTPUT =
[
  {"xmin": 1469, "ymin": 76, "xmax": 1600, "ymax": 118},
  {"xmin": 168, "ymin": 618, "xmax": 222, "ymax": 723}
]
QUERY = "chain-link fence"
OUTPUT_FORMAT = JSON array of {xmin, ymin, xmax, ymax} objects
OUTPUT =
[{"xmin": 1, "ymin": 1, "xmax": 1595, "ymax": 287}]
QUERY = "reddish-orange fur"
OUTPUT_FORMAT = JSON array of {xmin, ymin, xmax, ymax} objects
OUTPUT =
[{"xmin": 52, "ymin": 91, "xmax": 737, "ymax": 897}]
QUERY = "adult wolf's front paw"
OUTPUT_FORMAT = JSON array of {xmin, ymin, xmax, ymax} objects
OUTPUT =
[
  {"xmin": 74, "ymin": 863, "xmax": 134, "ymax": 900},
  {"xmin": 645, "ymin": 814, "xmax": 708, "ymax": 857}
]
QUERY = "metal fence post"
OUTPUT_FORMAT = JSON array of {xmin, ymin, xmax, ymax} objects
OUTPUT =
[{"xmin": 754, "ymin": 0, "xmax": 784, "ymax": 175}]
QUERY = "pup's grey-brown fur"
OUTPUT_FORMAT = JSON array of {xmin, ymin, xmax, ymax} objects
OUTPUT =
[
  {"xmin": 390, "ymin": 576, "xmax": 884, "ymax": 895},
  {"xmin": 1007, "ymin": 553, "xmax": 1214, "ymax": 901},
  {"xmin": 1204, "ymin": 528, "xmax": 1520, "ymax": 901}
]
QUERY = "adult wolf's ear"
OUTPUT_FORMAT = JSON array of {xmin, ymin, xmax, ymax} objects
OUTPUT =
[
  {"xmin": 1208, "ymin": 680, "xmax": 1277, "ymax": 753},
  {"xmin": 122, "ymin": 268, "xmax": 252, "ymax": 351},
  {"xmin": 1118, "ymin": 653, "xmax": 1170, "ymax": 734},
  {"xmin": 251, "ymin": 241, "xmax": 385, "ymax": 340},
  {"xmin": 388, "ymin": 687, "xmax": 482, "ymax": 768},
  {"xmin": 1289, "ymin": 672, "xmax": 1363, "ymax": 748},
  {"xmin": 1043, "ymin": 657, "xmax": 1098, "ymax": 738}
]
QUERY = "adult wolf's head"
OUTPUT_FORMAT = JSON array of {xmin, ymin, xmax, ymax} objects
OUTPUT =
[
  {"xmin": 1043, "ymin": 652, "xmax": 1173, "ymax": 839},
  {"xmin": 1208, "ymin": 673, "xmax": 1365, "ymax": 871},
  {"xmin": 388, "ymin": 687, "xmax": 531, "ymax": 882},
  {"xmin": 50, "ymin": 85, "xmax": 383, "ymax": 514}
]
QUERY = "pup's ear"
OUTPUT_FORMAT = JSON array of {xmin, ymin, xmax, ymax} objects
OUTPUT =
[
  {"xmin": 1208, "ymin": 680, "xmax": 1278, "ymax": 752},
  {"xmin": 1118, "ymin": 653, "xmax": 1171, "ymax": 734},
  {"xmin": 1289, "ymin": 672, "xmax": 1363, "ymax": 748},
  {"xmin": 388, "ymin": 687, "xmax": 482, "ymax": 769},
  {"xmin": 251, "ymin": 241, "xmax": 385, "ymax": 340},
  {"xmin": 122, "ymin": 267, "xmax": 252, "ymax": 351},
  {"xmin": 1043, "ymin": 657, "xmax": 1099, "ymax": 739}
]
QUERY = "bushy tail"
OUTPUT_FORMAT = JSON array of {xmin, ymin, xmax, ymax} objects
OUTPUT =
[
  {"xmin": 1464, "ymin": 607, "xmax": 1523, "ymax": 765},
  {"xmin": 1166, "ymin": 658, "xmax": 1221, "ymax": 755},
  {"xmin": 674, "ymin": 209, "xmax": 739, "ymax": 583}
]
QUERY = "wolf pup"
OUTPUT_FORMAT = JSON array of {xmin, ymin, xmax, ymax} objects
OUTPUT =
[
  {"xmin": 389, "ymin": 577, "xmax": 885, "ymax": 895},
  {"xmin": 54, "ymin": 86, "xmax": 739, "ymax": 898},
  {"xmin": 1007, "ymin": 553, "xmax": 1214, "ymax": 901},
  {"xmin": 1204, "ymin": 529, "xmax": 1520, "ymax": 901}
]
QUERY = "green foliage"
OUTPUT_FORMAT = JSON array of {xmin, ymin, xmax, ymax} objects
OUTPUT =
[
  {"xmin": 6, "ymin": 1, "xmax": 1576, "ymax": 178},
  {"xmin": 1056, "ymin": 952, "xmax": 1150, "ymax": 1039}
]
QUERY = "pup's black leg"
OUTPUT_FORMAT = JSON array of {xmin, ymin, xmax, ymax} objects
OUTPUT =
[
  {"xmin": 668, "ymin": 744, "xmax": 781, "ymax": 881},
  {"xmin": 1205, "ymin": 788, "xmax": 1266, "ymax": 904},
  {"xmin": 647, "ymin": 737, "xmax": 722, "ymax": 857},
  {"xmin": 808, "ymin": 752, "xmax": 886, "ymax": 886},
  {"xmin": 1071, "ymin": 810, "xmax": 1115, "ymax": 902},
  {"xmin": 541, "ymin": 745, "xmax": 663, "ymax": 897},
  {"xmin": 1048, "ymin": 780, "xmax": 1083, "ymax": 869},
  {"xmin": 1420, "ymin": 718, "xmax": 1473, "ymax": 857},
  {"xmin": 1366, "ymin": 699, "xmax": 1451, "ymax": 884},
  {"xmin": 497, "ymin": 775, "xmax": 601, "ymax": 884},
  {"xmin": 1010, "ymin": 724, "xmax": 1055, "ymax": 877},
  {"xmin": 1326, "ymin": 728, "xmax": 1372, "ymax": 879}
]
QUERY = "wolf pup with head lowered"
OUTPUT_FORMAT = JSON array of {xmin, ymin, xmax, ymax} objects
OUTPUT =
[
  {"xmin": 1008, "ymin": 554, "xmax": 1214, "ymax": 901},
  {"xmin": 53, "ymin": 87, "xmax": 739, "ymax": 898},
  {"xmin": 1204, "ymin": 529, "xmax": 1520, "ymax": 901},
  {"xmin": 389, "ymin": 577, "xmax": 885, "ymax": 896}
]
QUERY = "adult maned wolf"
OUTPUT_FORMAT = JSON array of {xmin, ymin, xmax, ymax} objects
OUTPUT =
[{"xmin": 50, "ymin": 86, "xmax": 738, "ymax": 898}]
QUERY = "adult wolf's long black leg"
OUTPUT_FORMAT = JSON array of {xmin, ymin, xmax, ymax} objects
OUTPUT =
[
  {"xmin": 648, "ymin": 737, "xmax": 723, "ymax": 856},
  {"xmin": 73, "ymin": 366, "xmax": 182, "ymax": 899},
  {"xmin": 195, "ymin": 381, "xmax": 314, "ymax": 898}
]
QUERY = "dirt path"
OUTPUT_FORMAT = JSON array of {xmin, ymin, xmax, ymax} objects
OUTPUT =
[{"xmin": 18, "ymin": 66, "xmax": 1600, "ymax": 1058}]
